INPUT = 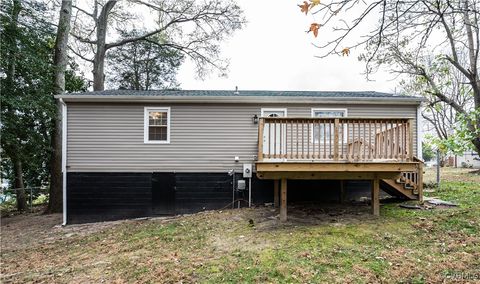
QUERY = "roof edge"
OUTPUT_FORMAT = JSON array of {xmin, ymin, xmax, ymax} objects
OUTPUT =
[{"xmin": 55, "ymin": 95, "xmax": 425, "ymax": 104}]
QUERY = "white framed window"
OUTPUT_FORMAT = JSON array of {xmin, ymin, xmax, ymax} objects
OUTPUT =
[
  {"xmin": 311, "ymin": 108, "xmax": 348, "ymax": 143},
  {"xmin": 260, "ymin": 108, "xmax": 287, "ymax": 117},
  {"xmin": 144, "ymin": 107, "xmax": 170, "ymax": 144}
]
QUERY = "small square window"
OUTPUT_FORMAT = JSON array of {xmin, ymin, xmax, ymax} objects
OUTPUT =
[{"xmin": 145, "ymin": 107, "xmax": 170, "ymax": 143}]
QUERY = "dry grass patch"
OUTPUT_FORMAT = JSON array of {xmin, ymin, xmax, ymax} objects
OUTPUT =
[{"xmin": 1, "ymin": 168, "xmax": 479, "ymax": 283}]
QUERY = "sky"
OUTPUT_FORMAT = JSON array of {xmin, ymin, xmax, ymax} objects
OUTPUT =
[{"xmin": 177, "ymin": 0, "xmax": 399, "ymax": 93}]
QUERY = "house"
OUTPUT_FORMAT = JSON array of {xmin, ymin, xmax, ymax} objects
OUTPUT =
[
  {"xmin": 55, "ymin": 90, "xmax": 425, "ymax": 224},
  {"xmin": 454, "ymin": 151, "xmax": 480, "ymax": 168}
]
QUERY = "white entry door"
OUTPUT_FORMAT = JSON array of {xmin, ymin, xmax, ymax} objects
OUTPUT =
[{"xmin": 261, "ymin": 108, "xmax": 287, "ymax": 159}]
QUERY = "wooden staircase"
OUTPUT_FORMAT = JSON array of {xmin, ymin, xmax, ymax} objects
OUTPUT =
[{"xmin": 380, "ymin": 160, "xmax": 424, "ymax": 200}]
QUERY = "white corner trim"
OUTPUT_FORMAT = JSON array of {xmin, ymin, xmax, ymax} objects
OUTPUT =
[
  {"xmin": 417, "ymin": 105, "xmax": 423, "ymax": 159},
  {"xmin": 60, "ymin": 98, "xmax": 67, "ymax": 226},
  {"xmin": 144, "ymin": 107, "xmax": 171, "ymax": 144},
  {"xmin": 260, "ymin": 108, "xmax": 288, "ymax": 117}
]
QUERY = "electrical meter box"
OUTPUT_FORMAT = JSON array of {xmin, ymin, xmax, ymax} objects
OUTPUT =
[
  {"xmin": 237, "ymin": 180, "xmax": 246, "ymax": 190},
  {"xmin": 243, "ymin": 163, "xmax": 253, "ymax": 178}
]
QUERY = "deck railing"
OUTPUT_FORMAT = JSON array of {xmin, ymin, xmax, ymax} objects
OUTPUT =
[{"xmin": 257, "ymin": 117, "xmax": 414, "ymax": 162}]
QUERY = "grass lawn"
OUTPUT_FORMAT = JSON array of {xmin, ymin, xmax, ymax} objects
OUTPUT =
[{"xmin": 1, "ymin": 168, "xmax": 479, "ymax": 283}]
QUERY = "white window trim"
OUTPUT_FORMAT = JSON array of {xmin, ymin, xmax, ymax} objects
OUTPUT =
[
  {"xmin": 144, "ymin": 107, "xmax": 171, "ymax": 144},
  {"xmin": 311, "ymin": 108, "xmax": 348, "ymax": 144},
  {"xmin": 260, "ymin": 108, "xmax": 288, "ymax": 117}
]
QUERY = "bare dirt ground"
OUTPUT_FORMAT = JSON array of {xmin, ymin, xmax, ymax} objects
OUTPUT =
[
  {"xmin": 1, "ymin": 203, "xmax": 372, "ymax": 251},
  {"xmin": 1, "ymin": 208, "xmax": 137, "ymax": 252}
]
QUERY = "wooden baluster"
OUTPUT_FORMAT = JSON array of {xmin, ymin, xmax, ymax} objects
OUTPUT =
[
  {"xmin": 352, "ymin": 120, "xmax": 356, "ymax": 160},
  {"xmin": 404, "ymin": 121, "xmax": 408, "ymax": 161},
  {"xmin": 258, "ymin": 118, "xmax": 264, "ymax": 161},
  {"xmin": 368, "ymin": 120, "xmax": 372, "ymax": 160},
  {"xmin": 408, "ymin": 119, "xmax": 414, "ymax": 161},
  {"xmin": 312, "ymin": 120, "xmax": 315, "ymax": 159},
  {"xmin": 386, "ymin": 120, "xmax": 390, "ymax": 159},
  {"xmin": 358, "ymin": 120, "xmax": 362, "ymax": 160},
  {"xmin": 383, "ymin": 120, "xmax": 388, "ymax": 159},
  {"xmin": 379, "ymin": 121, "xmax": 384, "ymax": 159},
  {"xmin": 290, "ymin": 120, "xmax": 293, "ymax": 159},
  {"xmin": 316, "ymin": 120, "xmax": 319, "ymax": 159},
  {"xmin": 344, "ymin": 119, "xmax": 350, "ymax": 160},
  {"xmin": 273, "ymin": 119, "xmax": 278, "ymax": 159},
  {"xmin": 322, "ymin": 120, "xmax": 324, "ymax": 159},
  {"xmin": 301, "ymin": 120, "xmax": 304, "ymax": 159},
  {"xmin": 362, "ymin": 121, "xmax": 366, "ymax": 161},
  {"xmin": 382, "ymin": 121, "xmax": 386, "ymax": 159},
  {"xmin": 267, "ymin": 120, "xmax": 271, "ymax": 159},
  {"xmin": 334, "ymin": 118, "xmax": 339, "ymax": 160},
  {"xmin": 403, "ymin": 121, "xmax": 407, "ymax": 161},
  {"xmin": 374, "ymin": 120, "xmax": 377, "ymax": 159},
  {"xmin": 307, "ymin": 120, "xmax": 310, "ymax": 159},
  {"xmin": 400, "ymin": 121, "xmax": 403, "ymax": 161},
  {"xmin": 396, "ymin": 120, "xmax": 400, "ymax": 160},
  {"xmin": 341, "ymin": 120, "xmax": 345, "ymax": 160},
  {"xmin": 278, "ymin": 119, "xmax": 283, "ymax": 159},
  {"xmin": 358, "ymin": 120, "xmax": 361, "ymax": 161},
  {"xmin": 356, "ymin": 120, "xmax": 360, "ymax": 160},
  {"xmin": 296, "ymin": 120, "xmax": 299, "ymax": 159},
  {"xmin": 319, "ymin": 120, "xmax": 322, "ymax": 159},
  {"xmin": 392, "ymin": 120, "xmax": 398, "ymax": 160},
  {"xmin": 283, "ymin": 120, "xmax": 287, "ymax": 159},
  {"xmin": 390, "ymin": 120, "xmax": 394, "ymax": 159}
]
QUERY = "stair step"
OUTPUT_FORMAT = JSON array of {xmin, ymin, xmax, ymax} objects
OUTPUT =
[
  {"xmin": 395, "ymin": 179, "xmax": 405, "ymax": 184},
  {"xmin": 381, "ymin": 179, "xmax": 417, "ymax": 200}
]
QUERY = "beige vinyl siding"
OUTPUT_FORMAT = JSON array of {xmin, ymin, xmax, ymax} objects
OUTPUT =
[{"xmin": 66, "ymin": 103, "xmax": 418, "ymax": 172}]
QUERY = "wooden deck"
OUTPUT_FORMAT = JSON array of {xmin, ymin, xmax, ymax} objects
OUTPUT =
[{"xmin": 255, "ymin": 117, "xmax": 424, "ymax": 221}]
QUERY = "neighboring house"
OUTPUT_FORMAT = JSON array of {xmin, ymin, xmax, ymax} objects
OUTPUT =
[
  {"xmin": 454, "ymin": 151, "xmax": 480, "ymax": 168},
  {"xmin": 55, "ymin": 90, "xmax": 425, "ymax": 224}
]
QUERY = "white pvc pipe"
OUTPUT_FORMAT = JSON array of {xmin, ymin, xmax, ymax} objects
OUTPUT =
[{"xmin": 248, "ymin": 177, "xmax": 252, "ymax": 208}]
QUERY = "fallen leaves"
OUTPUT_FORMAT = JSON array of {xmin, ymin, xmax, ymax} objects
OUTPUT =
[{"xmin": 308, "ymin": 23, "xmax": 321, "ymax": 37}]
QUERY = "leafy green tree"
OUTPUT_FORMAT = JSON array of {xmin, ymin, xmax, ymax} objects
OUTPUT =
[
  {"xmin": 398, "ymin": 54, "xmax": 474, "ymax": 155},
  {"xmin": 0, "ymin": 0, "xmax": 86, "ymax": 211},
  {"xmin": 106, "ymin": 31, "xmax": 183, "ymax": 90},
  {"xmin": 422, "ymin": 140, "xmax": 435, "ymax": 162}
]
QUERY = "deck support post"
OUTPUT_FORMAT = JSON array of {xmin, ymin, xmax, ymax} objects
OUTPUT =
[
  {"xmin": 418, "ymin": 162, "xmax": 424, "ymax": 203},
  {"xmin": 273, "ymin": 180, "xmax": 279, "ymax": 208},
  {"xmin": 339, "ymin": 180, "xmax": 345, "ymax": 204},
  {"xmin": 280, "ymin": 178, "xmax": 287, "ymax": 222},
  {"xmin": 371, "ymin": 177, "xmax": 380, "ymax": 216}
]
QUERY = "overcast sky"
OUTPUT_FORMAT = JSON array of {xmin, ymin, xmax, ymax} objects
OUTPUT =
[{"xmin": 177, "ymin": 0, "xmax": 399, "ymax": 93}]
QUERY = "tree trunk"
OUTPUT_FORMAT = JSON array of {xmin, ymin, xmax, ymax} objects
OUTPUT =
[
  {"xmin": 13, "ymin": 158, "xmax": 27, "ymax": 211},
  {"xmin": 472, "ymin": 137, "xmax": 480, "ymax": 156},
  {"xmin": 93, "ymin": 0, "xmax": 117, "ymax": 91},
  {"xmin": 5, "ymin": 0, "xmax": 26, "ymax": 212},
  {"xmin": 47, "ymin": 0, "xmax": 72, "ymax": 213}
]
